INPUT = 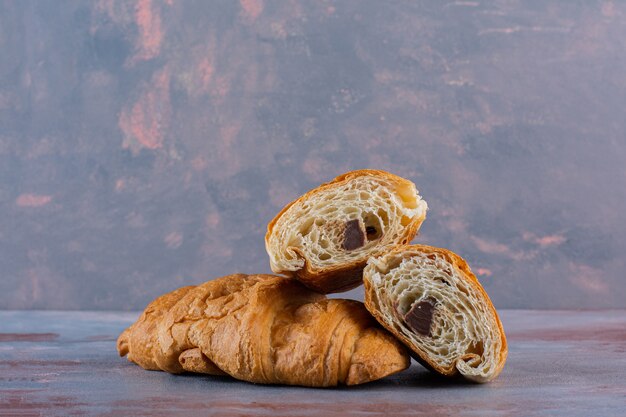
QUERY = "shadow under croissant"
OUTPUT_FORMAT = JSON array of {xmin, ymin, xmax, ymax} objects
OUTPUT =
[
  {"xmin": 335, "ymin": 363, "xmax": 482, "ymax": 391},
  {"xmin": 158, "ymin": 362, "xmax": 479, "ymax": 390}
]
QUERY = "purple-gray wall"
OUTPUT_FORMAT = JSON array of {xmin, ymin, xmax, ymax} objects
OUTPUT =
[{"xmin": 2, "ymin": 0, "xmax": 625, "ymax": 310}]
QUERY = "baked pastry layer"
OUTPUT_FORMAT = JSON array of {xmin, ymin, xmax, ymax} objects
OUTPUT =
[
  {"xmin": 118, "ymin": 274, "xmax": 410, "ymax": 387},
  {"xmin": 266, "ymin": 169, "xmax": 428, "ymax": 293},
  {"xmin": 364, "ymin": 245, "xmax": 507, "ymax": 382}
]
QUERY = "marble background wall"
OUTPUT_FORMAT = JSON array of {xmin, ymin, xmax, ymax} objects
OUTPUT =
[{"xmin": 1, "ymin": 0, "xmax": 625, "ymax": 310}]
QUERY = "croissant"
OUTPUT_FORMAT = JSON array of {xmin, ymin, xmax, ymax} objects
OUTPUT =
[
  {"xmin": 265, "ymin": 169, "xmax": 428, "ymax": 293},
  {"xmin": 117, "ymin": 274, "xmax": 410, "ymax": 387},
  {"xmin": 363, "ymin": 245, "xmax": 507, "ymax": 382}
]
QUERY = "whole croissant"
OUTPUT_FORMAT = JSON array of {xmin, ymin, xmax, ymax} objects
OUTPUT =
[{"xmin": 117, "ymin": 274, "xmax": 409, "ymax": 387}]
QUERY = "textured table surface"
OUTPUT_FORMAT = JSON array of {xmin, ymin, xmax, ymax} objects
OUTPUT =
[{"xmin": 1, "ymin": 310, "xmax": 625, "ymax": 416}]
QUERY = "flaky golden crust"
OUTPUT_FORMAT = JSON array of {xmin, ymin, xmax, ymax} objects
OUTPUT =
[
  {"xmin": 117, "ymin": 274, "xmax": 410, "ymax": 387},
  {"xmin": 285, "ymin": 259, "xmax": 367, "ymax": 293},
  {"xmin": 266, "ymin": 169, "xmax": 427, "ymax": 293},
  {"xmin": 364, "ymin": 245, "xmax": 508, "ymax": 382},
  {"xmin": 116, "ymin": 285, "xmax": 196, "ymax": 371}
]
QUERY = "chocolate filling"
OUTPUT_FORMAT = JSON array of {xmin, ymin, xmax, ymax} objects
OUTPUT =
[
  {"xmin": 366, "ymin": 226, "xmax": 377, "ymax": 237},
  {"xmin": 402, "ymin": 298, "xmax": 436, "ymax": 336},
  {"xmin": 342, "ymin": 219, "xmax": 365, "ymax": 250}
]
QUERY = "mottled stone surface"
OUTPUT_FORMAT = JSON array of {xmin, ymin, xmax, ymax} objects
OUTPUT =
[
  {"xmin": 0, "ymin": 310, "xmax": 625, "ymax": 416},
  {"xmin": 1, "ymin": 1, "xmax": 625, "ymax": 309}
]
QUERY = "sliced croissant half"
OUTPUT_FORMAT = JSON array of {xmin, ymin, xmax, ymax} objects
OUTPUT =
[
  {"xmin": 265, "ymin": 170, "xmax": 428, "ymax": 293},
  {"xmin": 363, "ymin": 245, "xmax": 507, "ymax": 382}
]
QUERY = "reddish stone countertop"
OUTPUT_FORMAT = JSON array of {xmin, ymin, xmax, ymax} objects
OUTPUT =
[{"xmin": 0, "ymin": 310, "xmax": 624, "ymax": 416}]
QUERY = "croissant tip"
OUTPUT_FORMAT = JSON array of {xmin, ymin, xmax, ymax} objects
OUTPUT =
[
  {"xmin": 116, "ymin": 328, "xmax": 130, "ymax": 357},
  {"xmin": 345, "ymin": 330, "xmax": 410, "ymax": 385}
]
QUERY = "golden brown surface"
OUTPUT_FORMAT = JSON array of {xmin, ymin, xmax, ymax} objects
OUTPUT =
[{"xmin": 117, "ymin": 274, "xmax": 409, "ymax": 387}]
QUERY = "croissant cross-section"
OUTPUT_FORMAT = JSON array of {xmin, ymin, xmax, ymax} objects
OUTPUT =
[
  {"xmin": 266, "ymin": 170, "xmax": 428, "ymax": 293},
  {"xmin": 364, "ymin": 245, "xmax": 507, "ymax": 383}
]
